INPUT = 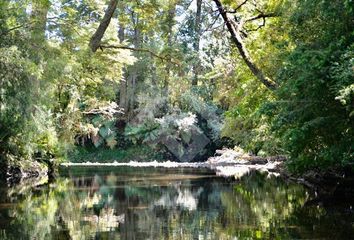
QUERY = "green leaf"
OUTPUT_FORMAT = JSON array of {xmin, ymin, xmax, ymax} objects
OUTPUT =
[
  {"xmin": 91, "ymin": 116, "xmax": 104, "ymax": 127},
  {"xmin": 99, "ymin": 126, "xmax": 109, "ymax": 138}
]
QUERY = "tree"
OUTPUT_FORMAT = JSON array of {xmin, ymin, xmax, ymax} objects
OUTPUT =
[
  {"xmin": 162, "ymin": 1, "xmax": 177, "ymax": 95},
  {"xmin": 89, "ymin": 0, "xmax": 118, "ymax": 52},
  {"xmin": 268, "ymin": 0, "xmax": 354, "ymax": 171},
  {"xmin": 192, "ymin": 0, "xmax": 202, "ymax": 86},
  {"xmin": 212, "ymin": 0, "xmax": 278, "ymax": 90}
]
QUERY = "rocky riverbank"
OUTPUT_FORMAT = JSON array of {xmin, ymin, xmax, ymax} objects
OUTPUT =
[
  {"xmin": 206, "ymin": 148, "xmax": 285, "ymax": 178},
  {"xmin": 208, "ymin": 148, "xmax": 354, "ymax": 201},
  {"xmin": 0, "ymin": 158, "xmax": 52, "ymax": 186},
  {"xmin": 4, "ymin": 147, "xmax": 354, "ymax": 203}
]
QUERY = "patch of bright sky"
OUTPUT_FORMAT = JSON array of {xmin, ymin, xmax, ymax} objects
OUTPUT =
[{"xmin": 175, "ymin": 0, "xmax": 228, "ymax": 69}]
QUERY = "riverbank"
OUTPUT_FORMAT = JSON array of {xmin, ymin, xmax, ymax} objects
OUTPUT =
[
  {"xmin": 61, "ymin": 148, "xmax": 284, "ymax": 179},
  {"xmin": 3, "ymin": 147, "xmax": 354, "ymax": 202},
  {"xmin": 0, "ymin": 158, "xmax": 50, "ymax": 186},
  {"xmin": 208, "ymin": 148, "xmax": 354, "ymax": 200},
  {"xmin": 61, "ymin": 147, "xmax": 354, "ymax": 200}
]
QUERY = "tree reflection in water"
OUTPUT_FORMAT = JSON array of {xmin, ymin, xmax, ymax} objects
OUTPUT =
[{"xmin": 0, "ymin": 167, "xmax": 353, "ymax": 239}]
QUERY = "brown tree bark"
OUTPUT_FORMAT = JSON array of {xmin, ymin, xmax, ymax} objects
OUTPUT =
[
  {"xmin": 89, "ymin": 0, "xmax": 118, "ymax": 52},
  {"xmin": 125, "ymin": 13, "xmax": 140, "ymax": 120},
  {"xmin": 213, "ymin": 0, "xmax": 278, "ymax": 90},
  {"xmin": 192, "ymin": 0, "xmax": 202, "ymax": 86},
  {"xmin": 163, "ymin": 3, "xmax": 176, "ymax": 96},
  {"xmin": 118, "ymin": 24, "xmax": 128, "ymax": 113}
]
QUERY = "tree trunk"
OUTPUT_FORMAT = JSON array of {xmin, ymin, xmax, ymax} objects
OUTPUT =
[
  {"xmin": 30, "ymin": 0, "xmax": 50, "ymax": 102},
  {"xmin": 125, "ymin": 14, "xmax": 140, "ymax": 120},
  {"xmin": 192, "ymin": 0, "xmax": 202, "ymax": 86},
  {"xmin": 213, "ymin": 0, "xmax": 278, "ymax": 90},
  {"xmin": 89, "ymin": 0, "xmax": 118, "ymax": 52},
  {"xmin": 163, "ymin": 3, "xmax": 176, "ymax": 96},
  {"xmin": 118, "ymin": 24, "xmax": 128, "ymax": 113},
  {"xmin": 127, "ymin": 71, "xmax": 137, "ymax": 119},
  {"xmin": 118, "ymin": 24, "xmax": 125, "ymax": 44},
  {"xmin": 30, "ymin": 0, "xmax": 50, "ymax": 62},
  {"xmin": 30, "ymin": 0, "xmax": 49, "ymax": 41}
]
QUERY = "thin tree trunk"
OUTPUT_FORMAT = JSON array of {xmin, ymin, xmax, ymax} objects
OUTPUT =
[
  {"xmin": 89, "ymin": 0, "xmax": 118, "ymax": 52},
  {"xmin": 30, "ymin": 0, "xmax": 49, "ymax": 41},
  {"xmin": 163, "ymin": 3, "xmax": 176, "ymax": 96},
  {"xmin": 127, "ymin": 71, "xmax": 137, "ymax": 117},
  {"xmin": 118, "ymin": 24, "xmax": 125, "ymax": 44},
  {"xmin": 213, "ymin": 0, "xmax": 278, "ymax": 90},
  {"xmin": 118, "ymin": 24, "xmax": 128, "ymax": 113},
  {"xmin": 192, "ymin": 0, "xmax": 202, "ymax": 86},
  {"xmin": 151, "ymin": 63, "xmax": 157, "ymax": 86},
  {"xmin": 30, "ymin": 0, "xmax": 50, "ymax": 62},
  {"xmin": 30, "ymin": 0, "xmax": 50, "ymax": 102},
  {"xmin": 126, "ymin": 14, "xmax": 140, "ymax": 119}
]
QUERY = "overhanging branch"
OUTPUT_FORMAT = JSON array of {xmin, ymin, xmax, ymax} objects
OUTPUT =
[
  {"xmin": 89, "ymin": 0, "xmax": 118, "ymax": 52},
  {"xmin": 213, "ymin": 0, "xmax": 278, "ymax": 90}
]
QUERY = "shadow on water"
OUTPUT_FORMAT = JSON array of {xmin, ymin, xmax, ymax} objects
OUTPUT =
[{"xmin": 0, "ymin": 167, "xmax": 353, "ymax": 239}]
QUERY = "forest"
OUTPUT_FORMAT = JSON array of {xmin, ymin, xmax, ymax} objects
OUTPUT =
[
  {"xmin": 0, "ymin": 0, "xmax": 353, "ymax": 179},
  {"xmin": 0, "ymin": 0, "xmax": 354, "ymax": 239}
]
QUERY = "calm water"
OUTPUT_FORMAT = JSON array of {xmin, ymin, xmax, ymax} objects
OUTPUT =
[{"xmin": 0, "ymin": 167, "xmax": 353, "ymax": 240}]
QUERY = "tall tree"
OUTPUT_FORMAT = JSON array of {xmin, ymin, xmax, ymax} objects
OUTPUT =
[
  {"xmin": 30, "ymin": 0, "xmax": 50, "ymax": 48},
  {"xmin": 118, "ymin": 23, "xmax": 128, "ymax": 113},
  {"xmin": 192, "ymin": 0, "xmax": 202, "ymax": 86},
  {"xmin": 126, "ymin": 11, "xmax": 141, "ymax": 119},
  {"xmin": 29, "ymin": 0, "xmax": 50, "ymax": 104},
  {"xmin": 162, "ymin": 1, "xmax": 177, "ymax": 96}
]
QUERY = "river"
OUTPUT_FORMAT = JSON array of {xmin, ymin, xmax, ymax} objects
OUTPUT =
[{"xmin": 0, "ymin": 166, "xmax": 353, "ymax": 239}]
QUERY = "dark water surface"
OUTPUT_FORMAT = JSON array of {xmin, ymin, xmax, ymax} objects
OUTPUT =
[{"xmin": 0, "ymin": 167, "xmax": 353, "ymax": 239}]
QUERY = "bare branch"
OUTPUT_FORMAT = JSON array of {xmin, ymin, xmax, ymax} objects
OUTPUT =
[
  {"xmin": 228, "ymin": 0, "xmax": 249, "ymax": 13},
  {"xmin": 240, "ymin": 12, "xmax": 278, "ymax": 33},
  {"xmin": 244, "ymin": 18, "xmax": 266, "ymax": 32},
  {"xmin": 99, "ymin": 45, "xmax": 180, "ymax": 65},
  {"xmin": 245, "ymin": 12, "xmax": 277, "ymax": 23},
  {"xmin": 202, "ymin": 12, "xmax": 221, "ymax": 33},
  {"xmin": 0, "ymin": 17, "xmax": 64, "ymax": 37},
  {"xmin": 0, "ymin": 24, "xmax": 28, "ymax": 36},
  {"xmin": 235, "ymin": 0, "xmax": 249, "ymax": 11}
]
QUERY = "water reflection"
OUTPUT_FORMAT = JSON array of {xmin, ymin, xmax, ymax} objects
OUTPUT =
[{"xmin": 0, "ymin": 167, "xmax": 353, "ymax": 239}]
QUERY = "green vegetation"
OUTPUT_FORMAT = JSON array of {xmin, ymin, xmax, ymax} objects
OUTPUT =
[
  {"xmin": 68, "ymin": 145, "xmax": 165, "ymax": 163},
  {"xmin": 0, "ymin": 0, "xmax": 353, "ymax": 177}
]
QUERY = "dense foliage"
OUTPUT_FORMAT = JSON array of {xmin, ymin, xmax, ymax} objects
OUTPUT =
[
  {"xmin": 266, "ymin": 0, "xmax": 354, "ymax": 171},
  {"xmin": 0, "ymin": 0, "xmax": 353, "ymax": 176}
]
